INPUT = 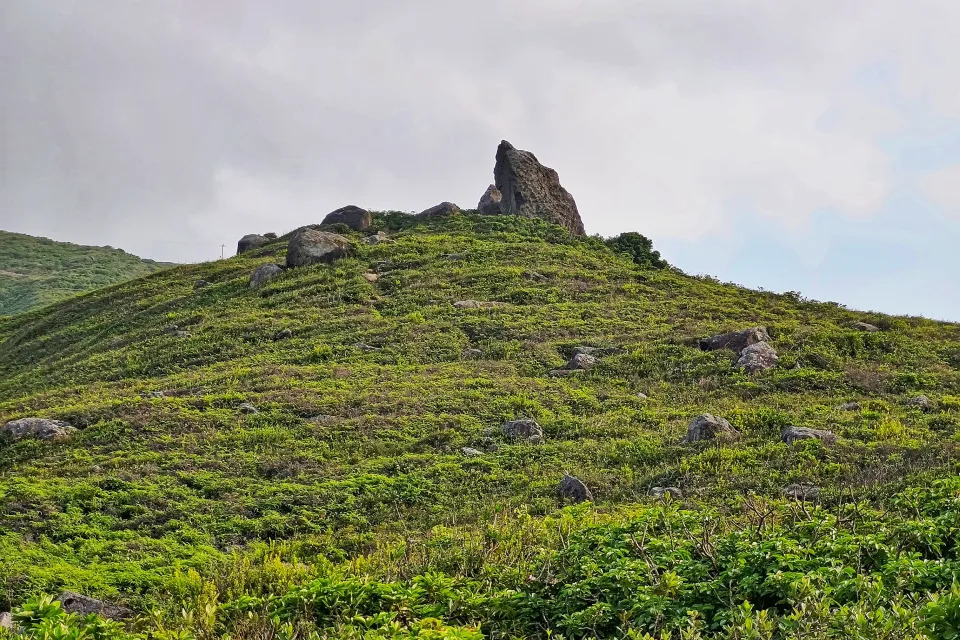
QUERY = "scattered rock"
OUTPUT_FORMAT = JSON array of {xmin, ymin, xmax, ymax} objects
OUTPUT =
[
  {"xmin": 237, "ymin": 234, "xmax": 270, "ymax": 254},
  {"xmin": 649, "ymin": 486, "xmax": 683, "ymax": 499},
  {"xmin": 566, "ymin": 353, "xmax": 597, "ymax": 371},
  {"xmin": 461, "ymin": 447, "xmax": 484, "ymax": 458},
  {"xmin": 321, "ymin": 205, "xmax": 371, "ymax": 231},
  {"xmin": 442, "ymin": 253, "xmax": 466, "ymax": 260},
  {"xmin": 453, "ymin": 300, "xmax": 507, "ymax": 309},
  {"xmin": 145, "ymin": 391, "xmax": 165, "ymax": 399},
  {"xmin": 238, "ymin": 403, "xmax": 259, "ymax": 415},
  {"xmin": 59, "ymin": 592, "xmax": 131, "ymax": 620},
  {"xmin": 1, "ymin": 418, "xmax": 78, "ymax": 442},
  {"xmin": 852, "ymin": 321, "xmax": 880, "ymax": 332},
  {"xmin": 362, "ymin": 273, "xmax": 379, "ymax": 283},
  {"xmin": 194, "ymin": 279, "xmax": 211, "ymax": 289},
  {"xmin": 683, "ymin": 414, "xmax": 740, "ymax": 443},
  {"xmin": 249, "ymin": 264, "xmax": 284, "ymax": 289},
  {"xmin": 699, "ymin": 327, "xmax": 771, "ymax": 352},
  {"xmin": 636, "ymin": 392, "xmax": 649, "ymax": 400},
  {"xmin": 0, "ymin": 612, "xmax": 12, "ymax": 630},
  {"xmin": 838, "ymin": 401, "xmax": 861, "ymax": 411},
  {"xmin": 286, "ymin": 229, "xmax": 352, "ymax": 268},
  {"xmin": 524, "ymin": 271, "xmax": 548, "ymax": 283},
  {"xmin": 477, "ymin": 184, "xmax": 503, "ymax": 216},
  {"xmin": 559, "ymin": 473, "xmax": 593, "ymax": 503},
  {"xmin": 906, "ymin": 395, "xmax": 934, "ymax": 411},
  {"xmin": 783, "ymin": 484, "xmax": 820, "ymax": 500},
  {"xmin": 307, "ymin": 415, "xmax": 336, "ymax": 425},
  {"xmin": 353, "ymin": 342, "xmax": 382, "ymax": 352},
  {"xmin": 418, "ymin": 202, "xmax": 461, "ymax": 218},
  {"xmin": 493, "ymin": 141, "xmax": 585, "ymax": 235},
  {"xmin": 781, "ymin": 426, "xmax": 837, "ymax": 445},
  {"xmin": 163, "ymin": 324, "xmax": 181, "ymax": 334},
  {"xmin": 501, "ymin": 419, "xmax": 544, "ymax": 444},
  {"xmin": 274, "ymin": 329, "xmax": 293, "ymax": 341},
  {"xmin": 737, "ymin": 342, "xmax": 779, "ymax": 373},
  {"xmin": 461, "ymin": 348, "xmax": 483, "ymax": 359},
  {"xmin": 363, "ymin": 232, "xmax": 392, "ymax": 245},
  {"xmin": 172, "ymin": 330, "xmax": 191, "ymax": 338}
]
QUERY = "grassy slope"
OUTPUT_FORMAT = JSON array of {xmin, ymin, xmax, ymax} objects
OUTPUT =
[
  {"xmin": 0, "ymin": 230, "xmax": 172, "ymax": 315},
  {"xmin": 1, "ymin": 214, "xmax": 959, "ymax": 638}
]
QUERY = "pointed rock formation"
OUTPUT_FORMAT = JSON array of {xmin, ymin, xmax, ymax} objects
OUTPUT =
[
  {"xmin": 492, "ymin": 140, "xmax": 585, "ymax": 235},
  {"xmin": 477, "ymin": 184, "xmax": 503, "ymax": 216}
]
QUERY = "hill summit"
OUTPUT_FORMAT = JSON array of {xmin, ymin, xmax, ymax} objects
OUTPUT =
[{"xmin": 1, "ymin": 203, "xmax": 959, "ymax": 637}]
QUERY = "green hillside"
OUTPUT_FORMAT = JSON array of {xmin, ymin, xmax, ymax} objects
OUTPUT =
[
  {"xmin": 1, "ymin": 213, "xmax": 959, "ymax": 639},
  {"xmin": 0, "ymin": 230, "xmax": 172, "ymax": 315}
]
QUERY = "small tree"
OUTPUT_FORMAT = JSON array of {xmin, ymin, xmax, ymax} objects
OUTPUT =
[{"xmin": 605, "ymin": 232, "xmax": 667, "ymax": 269}]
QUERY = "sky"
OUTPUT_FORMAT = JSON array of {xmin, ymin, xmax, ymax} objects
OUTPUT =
[{"xmin": 1, "ymin": 1, "xmax": 959, "ymax": 320}]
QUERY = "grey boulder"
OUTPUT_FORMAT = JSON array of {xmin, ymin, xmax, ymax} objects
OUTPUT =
[
  {"xmin": 699, "ymin": 327, "xmax": 771, "ymax": 352},
  {"xmin": 559, "ymin": 473, "xmax": 593, "ymax": 503},
  {"xmin": 59, "ymin": 592, "xmax": 131, "ymax": 620},
  {"xmin": 493, "ymin": 141, "xmax": 585, "ymax": 235},
  {"xmin": 239, "ymin": 403, "xmax": 259, "ymax": 415},
  {"xmin": 683, "ymin": 414, "xmax": 740, "ymax": 443},
  {"xmin": 502, "ymin": 419, "xmax": 544, "ymax": 444},
  {"xmin": 852, "ymin": 321, "xmax": 881, "ymax": 332},
  {"xmin": 0, "ymin": 612, "xmax": 11, "ymax": 630},
  {"xmin": 781, "ymin": 426, "xmax": 837, "ymax": 445},
  {"xmin": 249, "ymin": 264, "xmax": 284, "ymax": 289},
  {"xmin": 237, "ymin": 234, "xmax": 270, "ymax": 254},
  {"xmin": 649, "ymin": 486, "xmax": 683, "ymax": 499},
  {"xmin": 737, "ymin": 341, "xmax": 779, "ymax": 373},
  {"xmin": 477, "ymin": 184, "xmax": 503, "ymax": 216},
  {"xmin": 906, "ymin": 395, "xmax": 934, "ymax": 411},
  {"xmin": 1, "ymin": 418, "xmax": 77, "ymax": 442},
  {"xmin": 418, "ymin": 202, "xmax": 461, "ymax": 218},
  {"xmin": 286, "ymin": 229, "xmax": 351, "ymax": 268},
  {"xmin": 566, "ymin": 353, "xmax": 597, "ymax": 371},
  {"xmin": 321, "ymin": 205, "xmax": 371, "ymax": 231},
  {"xmin": 783, "ymin": 484, "xmax": 820, "ymax": 500}
]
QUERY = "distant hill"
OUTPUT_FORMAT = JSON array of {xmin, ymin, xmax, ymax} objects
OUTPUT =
[{"xmin": 0, "ymin": 230, "xmax": 173, "ymax": 315}]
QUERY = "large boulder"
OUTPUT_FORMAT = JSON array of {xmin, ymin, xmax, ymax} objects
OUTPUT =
[
  {"xmin": 237, "ymin": 234, "xmax": 270, "ymax": 254},
  {"xmin": 699, "ymin": 327, "xmax": 771, "ymax": 353},
  {"xmin": 781, "ymin": 426, "xmax": 837, "ymax": 445},
  {"xmin": 737, "ymin": 342, "xmax": 779, "ymax": 373},
  {"xmin": 906, "ymin": 395, "xmax": 934, "ymax": 411},
  {"xmin": 1, "ymin": 418, "xmax": 77, "ymax": 442},
  {"xmin": 321, "ymin": 205, "xmax": 371, "ymax": 231},
  {"xmin": 852, "ymin": 321, "xmax": 880, "ymax": 332},
  {"xmin": 501, "ymin": 419, "xmax": 544, "ymax": 444},
  {"xmin": 559, "ymin": 473, "xmax": 593, "ymax": 503},
  {"xmin": 492, "ymin": 140, "xmax": 585, "ymax": 235},
  {"xmin": 59, "ymin": 592, "xmax": 131, "ymax": 620},
  {"xmin": 286, "ymin": 229, "xmax": 351, "ymax": 268},
  {"xmin": 783, "ymin": 484, "xmax": 820, "ymax": 500},
  {"xmin": 683, "ymin": 414, "xmax": 740, "ymax": 443},
  {"xmin": 418, "ymin": 202, "xmax": 460, "ymax": 218},
  {"xmin": 249, "ymin": 264, "xmax": 284, "ymax": 289},
  {"xmin": 477, "ymin": 184, "xmax": 503, "ymax": 216},
  {"xmin": 566, "ymin": 353, "xmax": 597, "ymax": 371}
]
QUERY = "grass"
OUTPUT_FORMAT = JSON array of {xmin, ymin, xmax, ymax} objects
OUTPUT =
[{"xmin": 0, "ymin": 213, "xmax": 959, "ymax": 638}]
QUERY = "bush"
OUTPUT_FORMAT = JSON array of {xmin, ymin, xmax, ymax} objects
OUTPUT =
[{"xmin": 605, "ymin": 232, "xmax": 667, "ymax": 269}]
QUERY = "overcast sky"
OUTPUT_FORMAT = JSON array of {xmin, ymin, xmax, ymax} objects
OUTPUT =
[{"xmin": 2, "ymin": 1, "xmax": 959, "ymax": 319}]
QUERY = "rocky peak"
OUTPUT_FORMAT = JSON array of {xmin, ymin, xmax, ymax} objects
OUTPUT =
[{"xmin": 492, "ymin": 140, "xmax": 585, "ymax": 235}]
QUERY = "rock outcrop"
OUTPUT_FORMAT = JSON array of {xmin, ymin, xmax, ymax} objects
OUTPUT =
[
  {"xmin": 492, "ymin": 141, "xmax": 585, "ymax": 235},
  {"xmin": 477, "ymin": 184, "xmax": 503, "ymax": 216},
  {"xmin": 699, "ymin": 327, "xmax": 771, "ymax": 352},
  {"xmin": 286, "ymin": 229, "xmax": 351, "ymax": 268},
  {"xmin": 502, "ymin": 419, "xmax": 544, "ymax": 444},
  {"xmin": 559, "ymin": 473, "xmax": 593, "ymax": 503},
  {"xmin": 1, "ymin": 417, "xmax": 77, "ymax": 442},
  {"xmin": 906, "ymin": 395, "xmax": 934, "ymax": 411},
  {"xmin": 249, "ymin": 264, "xmax": 284, "ymax": 289},
  {"xmin": 418, "ymin": 202, "xmax": 460, "ymax": 218},
  {"xmin": 59, "ymin": 592, "xmax": 131, "ymax": 620},
  {"xmin": 852, "ymin": 321, "xmax": 880, "ymax": 332},
  {"xmin": 649, "ymin": 486, "xmax": 683, "ymax": 499},
  {"xmin": 321, "ymin": 205, "xmax": 371, "ymax": 231},
  {"xmin": 237, "ymin": 234, "xmax": 270, "ymax": 254},
  {"xmin": 737, "ymin": 342, "xmax": 779, "ymax": 373},
  {"xmin": 683, "ymin": 414, "xmax": 740, "ymax": 443},
  {"xmin": 566, "ymin": 353, "xmax": 597, "ymax": 371},
  {"xmin": 781, "ymin": 426, "xmax": 837, "ymax": 445},
  {"xmin": 783, "ymin": 484, "xmax": 820, "ymax": 500}
]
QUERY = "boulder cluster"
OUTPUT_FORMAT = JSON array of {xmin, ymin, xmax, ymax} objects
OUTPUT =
[{"xmin": 699, "ymin": 326, "xmax": 778, "ymax": 373}]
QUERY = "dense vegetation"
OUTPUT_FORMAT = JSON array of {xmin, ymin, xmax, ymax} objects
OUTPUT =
[
  {"xmin": 0, "ymin": 230, "xmax": 171, "ymax": 315},
  {"xmin": 1, "ymin": 213, "xmax": 959, "ymax": 638}
]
